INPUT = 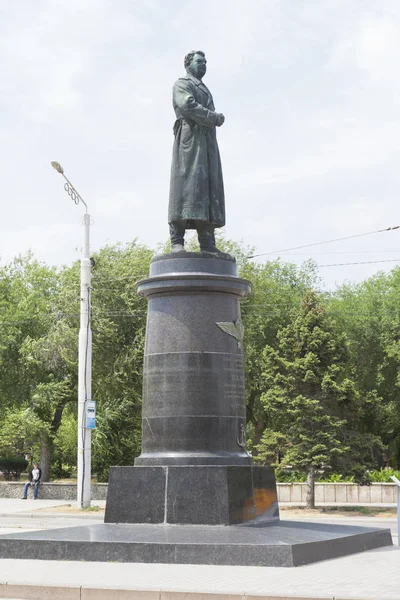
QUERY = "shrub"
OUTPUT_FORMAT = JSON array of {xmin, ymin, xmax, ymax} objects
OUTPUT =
[
  {"xmin": 319, "ymin": 473, "xmax": 354, "ymax": 483},
  {"xmin": 0, "ymin": 457, "xmax": 29, "ymax": 481},
  {"xmin": 369, "ymin": 468, "xmax": 400, "ymax": 483},
  {"xmin": 275, "ymin": 469, "xmax": 307, "ymax": 483}
]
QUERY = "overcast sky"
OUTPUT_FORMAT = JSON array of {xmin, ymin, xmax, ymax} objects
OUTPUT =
[{"xmin": 1, "ymin": 0, "xmax": 399, "ymax": 289}]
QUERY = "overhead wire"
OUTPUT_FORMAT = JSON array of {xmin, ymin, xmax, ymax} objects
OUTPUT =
[
  {"xmin": 318, "ymin": 259, "xmax": 400, "ymax": 268},
  {"xmin": 269, "ymin": 249, "xmax": 400, "ymax": 256},
  {"xmin": 247, "ymin": 225, "xmax": 400, "ymax": 259}
]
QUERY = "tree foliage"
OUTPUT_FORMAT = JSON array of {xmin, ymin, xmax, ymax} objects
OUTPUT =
[{"xmin": 255, "ymin": 291, "xmax": 384, "ymax": 506}]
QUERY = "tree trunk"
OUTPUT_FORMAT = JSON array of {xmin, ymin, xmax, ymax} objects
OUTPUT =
[
  {"xmin": 40, "ymin": 436, "xmax": 52, "ymax": 482},
  {"xmin": 40, "ymin": 399, "xmax": 69, "ymax": 482},
  {"xmin": 306, "ymin": 466, "xmax": 315, "ymax": 509}
]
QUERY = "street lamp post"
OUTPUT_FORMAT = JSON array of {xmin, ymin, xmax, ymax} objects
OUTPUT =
[{"xmin": 51, "ymin": 161, "xmax": 92, "ymax": 509}]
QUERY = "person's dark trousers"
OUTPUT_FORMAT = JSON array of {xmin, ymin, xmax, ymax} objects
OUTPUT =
[{"xmin": 23, "ymin": 481, "xmax": 39, "ymax": 499}]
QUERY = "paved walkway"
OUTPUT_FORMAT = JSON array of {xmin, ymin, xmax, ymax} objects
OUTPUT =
[
  {"xmin": 0, "ymin": 498, "xmax": 398, "ymax": 599},
  {"xmin": 0, "ymin": 498, "xmax": 106, "ymax": 515},
  {"xmin": 0, "ymin": 547, "xmax": 399, "ymax": 599}
]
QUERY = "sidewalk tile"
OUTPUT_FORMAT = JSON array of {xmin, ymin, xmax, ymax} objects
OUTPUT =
[
  {"xmin": 82, "ymin": 589, "xmax": 160, "ymax": 600},
  {"xmin": 0, "ymin": 583, "xmax": 80, "ymax": 599},
  {"xmin": 161, "ymin": 594, "xmax": 243, "ymax": 600}
]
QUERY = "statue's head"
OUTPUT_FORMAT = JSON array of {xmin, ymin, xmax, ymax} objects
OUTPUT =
[{"xmin": 184, "ymin": 50, "xmax": 207, "ymax": 80}]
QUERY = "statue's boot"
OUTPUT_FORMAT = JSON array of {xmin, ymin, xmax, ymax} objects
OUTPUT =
[
  {"xmin": 171, "ymin": 244, "xmax": 186, "ymax": 253},
  {"xmin": 197, "ymin": 221, "xmax": 224, "ymax": 253},
  {"xmin": 169, "ymin": 221, "xmax": 186, "ymax": 254}
]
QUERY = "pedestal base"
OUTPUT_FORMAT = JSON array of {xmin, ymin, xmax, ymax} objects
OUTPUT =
[
  {"xmin": 0, "ymin": 521, "xmax": 391, "ymax": 567},
  {"xmin": 104, "ymin": 465, "xmax": 279, "ymax": 525}
]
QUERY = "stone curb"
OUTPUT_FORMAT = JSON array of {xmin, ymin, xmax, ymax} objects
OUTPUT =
[
  {"xmin": 278, "ymin": 502, "xmax": 397, "ymax": 508},
  {"xmin": 0, "ymin": 512, "xmax": 103, "ymax": 520},
  {"xmin": 0, "ymin": 585, "xmax": 391, "ymax": 600}
]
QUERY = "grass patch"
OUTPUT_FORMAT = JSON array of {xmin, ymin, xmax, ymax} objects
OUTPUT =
[
  {"xmin": 320, "ymin": 506, "xmax": 396, "ymax": 516},
  {"xmin": 280, "ymin": 506, "xmax": 396, "ymax": 518},
  {"xmin": 82, "ymin": 505, "xmax": 102, "ymax": 512}
]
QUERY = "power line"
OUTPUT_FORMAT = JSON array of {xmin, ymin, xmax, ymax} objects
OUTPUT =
[
  {"xmin": 270, "ymin": 249, "xmax": 400, "ymax": 256},
  {"xmin": 248, "ymin": 226, "xmax": 400, "ymax": 259},
  {"xmin": 318, "ymin": 259, "xmax": 400, "ymax": 268}
]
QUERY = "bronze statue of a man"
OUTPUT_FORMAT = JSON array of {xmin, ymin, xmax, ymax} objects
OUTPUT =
[{"xmin": 168, "ymin": 50, "xmax": 225, "ymax": 253}]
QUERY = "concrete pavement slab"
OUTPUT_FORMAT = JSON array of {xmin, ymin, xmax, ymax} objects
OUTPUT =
[
  {"xmin": 0, "ymin": 583, "xmax": 81, "ymax": 599},
  {"xmin": 0, "ymin": 501, "xmax": 397, "ymax": 599},
  {"xmin": 0, "ymin": 499, "xmax": 73, "ymax": 514},
  {"xmin": 0, "ymin": 529, "xmax": 39, "ymax": 535},
  {"xmin": 0, "ymin": 546, "xmax": 398, "ymax": 599},
  {"xmin": 0, "ymin": 498, "xmax": 105, "ymax": 512}
]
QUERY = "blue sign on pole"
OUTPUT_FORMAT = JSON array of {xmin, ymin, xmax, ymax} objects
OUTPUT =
[{"xmin": 86, "ymin": 400, "xmax": 96, "ymax": 429}]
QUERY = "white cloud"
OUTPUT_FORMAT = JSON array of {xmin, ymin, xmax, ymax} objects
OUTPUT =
[{"xmin": 329, "ymin": 12, "xmax": 400, "ymax": 85}]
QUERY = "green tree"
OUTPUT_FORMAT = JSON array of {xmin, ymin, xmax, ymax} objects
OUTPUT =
[
  {"xmin": 89, "ymin": 241, "xmax": 151, "ymax": 480},
  {"xmin": 330, "ymin": 269, "xmax": 400, "ymax": 468},
  {"xmin": 256, "ymin": 291, "xmax": 383, "ymax": 507},
  {"xmin": 239, "ymin": 259, "xmax": 319, "ymax": 454},
  {"xmin": 0, "ymin": 242, "xmax": 152, "ymax": 481},
  {"xmin": 0, "ymin": 254, "xmax": 64, "ymax": 478},
  {"xmin": 0, "ymin": 254, "xmax": 59, "ymax": 415},
  {"xmin": 0, "ymin": 407, "xmax": 46, "ymax": 460}
]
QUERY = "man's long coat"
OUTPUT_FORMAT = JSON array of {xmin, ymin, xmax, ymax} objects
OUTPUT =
[{"xmin": 168, "ymin": 73, "xmax": 225, "ymax": 228}]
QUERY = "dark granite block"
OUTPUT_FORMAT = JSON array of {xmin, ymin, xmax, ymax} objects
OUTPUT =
[
  {"xmin": 106, "ymin": 465, "xmax": 278, "ymax": 526},
  {"xmin": 166, "ymin": 466, "xmax": 228, "ymax": 525},
  {"xmin": 251, "ymin": 465, "xmax": 280, "ymax": 521},
  {"xmin": 173, "ymin": 542, "xmax": 293, "ymax": 567},
  {"xmin": 291, "ymin": 528, "xmax": 392, "ymax": 566},
  {"xmin": 226, "ymin": 466, "xmax": 256, "ymax": 523},
  {"xmin": 105, "ymin": 466, "xmax": 166, "ymax": 524}
]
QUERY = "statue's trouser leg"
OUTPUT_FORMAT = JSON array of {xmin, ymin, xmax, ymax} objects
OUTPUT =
[
  {"xmin": 196, "ymin": 221, "xmax": 215, "ymax": 250},
  {"xmin": 169, "ymin": 221, "xmax": 186, "ymax": 246}
]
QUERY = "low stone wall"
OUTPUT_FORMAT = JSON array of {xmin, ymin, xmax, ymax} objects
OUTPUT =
[
  {"xmin": 277, "ymin": 482, "xmax": 397, "ymax": 504},
  {"xmin": 0, "ymin": 481, "xmax": 397, "ymax": 504},
  {"xmin": 0, "ymin": 482, "xmax": 108, "ymax": 500}
]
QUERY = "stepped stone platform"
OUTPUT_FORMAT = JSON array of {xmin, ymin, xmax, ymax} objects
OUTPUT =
[{"xmin": 0, "ymin": 520, "xmax": 392, "ymax": 567}]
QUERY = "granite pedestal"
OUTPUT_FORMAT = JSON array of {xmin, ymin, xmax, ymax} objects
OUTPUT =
[
  {"xmin": 0, "ymin": 253, "xmax": 392, "ymax": 565},
  {"xmin": 105, "ymin": 253, "xmax": 278, "ymax": 526},
  {"xmin": 135, "ymin": 252, "xmax": 252, "ymax": 469},
  {"xmin": 105, "ymin": 465, "xmax": 279, "ymax": 525}
]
